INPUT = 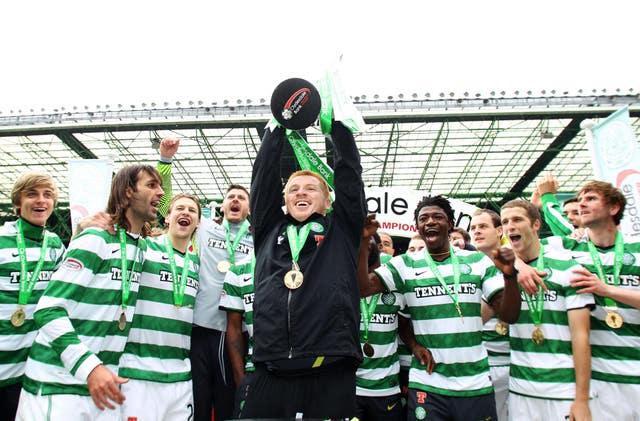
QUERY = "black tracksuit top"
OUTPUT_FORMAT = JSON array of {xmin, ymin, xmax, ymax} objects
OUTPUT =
[{"xmin": 250, "ymin": 122, "xmax": 366, "ymax": 364}]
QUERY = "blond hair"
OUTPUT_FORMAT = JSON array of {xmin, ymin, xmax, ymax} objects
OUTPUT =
[{"xmin": 11, "ymin": 172, "xmax": 58, "ymax": 215}]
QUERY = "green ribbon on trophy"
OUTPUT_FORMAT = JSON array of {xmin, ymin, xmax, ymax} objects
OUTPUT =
[
  {"xmin": 286, "ymin": 130, "xmax": 335, "ymax": 190},
  {"xmin": 316, "ymin": 59, "xmax": 366, "ymax": 134}
]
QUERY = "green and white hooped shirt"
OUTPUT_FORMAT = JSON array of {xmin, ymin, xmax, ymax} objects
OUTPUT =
[
  {"xmin": 509, "ymin": 245, "xmax": 594, "ymax": 400},
  {"xmin": 23, "ymin": 228, "xmax": 145, "ymax": 396},
  {"xmin": 0, "ymin": 219, "xmax": 65, "ymax": 387},
  {"xmin": 375, "ymin": 248, "xmax": 504, "ymax": 397},
  {"xmin": 119, "ymin": 234, "xmax": 200, "ymax": 383},
  {"xmin": 356, "ymin": 290, "xmax": 406, "ymax": 397},
  {"xmin": 545, "ymin": 234, "xmax": 640, "ymax": 385},
  {"xmin": 219, "ymin": 255, "xmax": 255, "ymax": 372}
]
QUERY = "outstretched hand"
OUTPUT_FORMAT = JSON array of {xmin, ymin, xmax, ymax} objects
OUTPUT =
[{"xmin": 492, "ymin": 246, "xmax": 516, "ymax": 276}]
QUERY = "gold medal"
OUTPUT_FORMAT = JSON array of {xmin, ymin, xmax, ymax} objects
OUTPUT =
[
  {"xmin": 11, "ymin": 308, "xmax": 26, "ymax": 328},
  {"xmin": 531, "ymin": 326, "xmax": 545, "ymax": 345},
  {"xmin": 363, "ymin": 342, "xmax": 374, "ymax": 357},
  {"xmin": 284, "ymin": 269, "xmax": 304, "ymax": 289},
  {"xmin": 118, "ymin": 311, "xmax": 127, "ymax": 331},
  {"xmin": 495, "ymin": 320, "xmax": 508, "ymax": 336},
  {"xmin": 217, "ymin": 260, "xmax": 231, "ymax": 273},
  {"xmin": 605, "ymin": 311, "xmax": 623, "ymax": 329}
]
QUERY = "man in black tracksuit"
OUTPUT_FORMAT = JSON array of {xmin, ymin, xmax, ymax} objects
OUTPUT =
[{"xmin": 240, "ymin": 121, "xmax": 366, "ymax": 418}]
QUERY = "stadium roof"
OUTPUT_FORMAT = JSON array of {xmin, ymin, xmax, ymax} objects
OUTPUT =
[{"xmin": 1, "ymin": 89, "xmax": 639, "ymax": 236}]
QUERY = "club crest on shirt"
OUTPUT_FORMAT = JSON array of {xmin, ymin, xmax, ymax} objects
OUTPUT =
[
  {"xmin": 309, "ymin": 222, "xmax": 324, "ymax": 233},
  {"xmin": 623, "ymin": 252, "xmax": 636, "ymax": 266},
  {"xmin": 459, "ymin": 263, "xmax": 472, "ymax": 275},
  {"xmin": 49, "ymin": 247, "xmax": 58, "ymax": 262},
  {"xmin": 381, "ymin": 292, "xmax": 396, "ymax": 305}
]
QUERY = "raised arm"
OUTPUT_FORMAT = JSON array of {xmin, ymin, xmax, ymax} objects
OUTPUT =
[
  {"xmin": 491, "ymin": 246, "xmax": 521, "ymax": 323},
  {"xmin": 157, "ymin": 137, "xmax": 179, "ymax": 218},
  {"xmin": 330, "ymin": 121, "xmax": 366, "ymax": 243},
  {"xmin": 358, "ymin": 214, "xmax": 386, "ymax": 297},
  {"xmin": 250, "ymin": 126, "xmax": 286, "ymax": 245}
]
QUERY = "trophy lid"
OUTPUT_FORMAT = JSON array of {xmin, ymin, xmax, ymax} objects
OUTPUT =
[{"xmin": 270, "ymin": 78, "xmax": 321, "ymax": 130}]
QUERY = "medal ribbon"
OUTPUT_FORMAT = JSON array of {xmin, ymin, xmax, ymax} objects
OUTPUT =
[
  {"xmin": 223, "ymin": 218, "xmax": 250, "ymax": 265},
  {"xmin": 587, "ymin": 232, "xmax": 624, "ymax": 309},
  {"xmin": 15, "ymin": 219, "xmax": 49, "ymax": 306},
  {"xmin": 524, "ymin": 245, "xmax": 545, "ymax": 325},
  {"xmin": 118, "ymin": 228, "xmax": 140, "ymax": 309},
  {"xmin": 423, "ymin": 246, "xmax": 462, "ymax": 317},
  {"xmin": 359, "ymin": 294, "xmax": 380, "ymax": 343},
  {"xmin": 286, "ymin": 223, "xmax": 312, "ymax": 265},
  {"xmin": 164, "ymin": 235, "xmax": 191, "ymax": 307}
]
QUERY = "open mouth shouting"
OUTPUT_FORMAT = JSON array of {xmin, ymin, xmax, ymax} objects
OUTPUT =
[{"xmin": 507, "ymin": 233, "xmax": 522, "ymax": 247}]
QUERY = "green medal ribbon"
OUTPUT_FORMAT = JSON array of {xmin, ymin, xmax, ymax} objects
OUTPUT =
[
  {"xmin": 15, "ymin": 219, "xmax": 49, "ymax": 306},
  {"xmin": 587, "ymin": 232, "xmax": 624, "ymax": 309},
  {"xmin": 423, "ymin": 246, "xmax": 463, "ymax": 318},
  {"xmin": 359, "ymin": 293, "xmax": 380, "ymax": 343},
  {"xmin": 286, "ymin": 223, "xmax": 312, "ymax": 265},
  {"xmin": 118, "ymin": 228, "xmax": 140, "ymax": 309},
  {"xmin": 164, "ymin": 235, "xmax": 192, "ymax": 307},
  {"xmin": 524, "ymin": 245, "xmax": 546, "ymax": 325},
  {"xmin": 285, "ymin": 130, "xmax": 335, "ymax": 190},
  {"xmin": 223, "ymin": 218, "xmax": 250, "ymax": 265}
]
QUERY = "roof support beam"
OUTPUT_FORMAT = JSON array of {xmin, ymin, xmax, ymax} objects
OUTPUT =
[
  {"xmin": 500, "ymin": 118, "xmax": 583, "ymax": 204},
  {"xmin": 55, "ymin": 130, "xmax": 97, "ymax": 159}
]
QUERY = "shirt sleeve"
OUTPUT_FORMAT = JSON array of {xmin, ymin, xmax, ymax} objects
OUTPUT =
[
  {"xmin": 219, "ymin": 269, "xmax": 245, "ymax": 313},
  {"xmin": 374, "ymin": 255, "xmax": 408, "ymax": 293},
  {"xmin": 480, "ymin": 255, "xmax": 505, "ymax": 302},
  {"xmin": 541, "ymin": 193, "xmax": 574, "ymax": 237},
  {"xmin": 33, "ymin": 231, "xmax": 107, "ymax": 382},
  {"xmin": 157, "ymin": 160, "xmax": 173, "ymax": 218}
]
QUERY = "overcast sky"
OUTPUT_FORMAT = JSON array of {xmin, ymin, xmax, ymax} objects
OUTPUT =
[{"xmin": 2, "ymin": 0, "xmax": 638, "ymax": 113}]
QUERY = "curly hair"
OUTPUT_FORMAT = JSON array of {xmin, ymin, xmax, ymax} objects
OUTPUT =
[{"xmin": 413, "ymin": 195, "xmax": 455, "ymax": 226}]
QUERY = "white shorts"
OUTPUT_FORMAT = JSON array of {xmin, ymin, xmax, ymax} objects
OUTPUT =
[
  {"xmin": 121, "ymin": 379, "xmax": 193, "ymax": 421},
  {"xmin": 508, "ymin": 393, "xmax": 574, "ymax": 421},
  {"xmin": 16, "ymin": 388, "xmax": 121, "ymax": 421},
  {"xmin": 490, "ymin": 365, "xmax": 509, "ymax": 421},
  {"xmin": 591, "ymin": 379, "xmax": 640, "ymax": 421}
]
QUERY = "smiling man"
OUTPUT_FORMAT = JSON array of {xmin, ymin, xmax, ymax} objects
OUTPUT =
[
  {"xmin": 16, "ymin": 164, "xmax": 164, "ymax": 420},
  {"xmin": 0, "ymin": 173, "xmax": 66, "ymax": 420},
  {"xmin": 359, "ymin": 195, "xmax": 521, "ymax": 421},
  {"xmin": 545, "ymin": 180, "xmax": 640, "ymax": 420},
  {"xmin": 241, "ymin": 120, "xmax": 366, "ymax": 419},
  {"xmin": 155, "ymin": 138, "xmax": 253, "ymax": 421},
  {"xmin": 501, "ymin": 200, "xmax": 593, "ymax": 421},
  {"xmin": 119, "ymin": 193, "xmax": 201, "ymax": 420}
]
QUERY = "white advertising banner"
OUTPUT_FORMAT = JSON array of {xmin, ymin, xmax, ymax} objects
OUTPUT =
[
  {"xmin": 67, "ymin": 159, "xmax": 113, "ymax": 233},
  {"xmin": 365, "ymin": 187, "xmax": 478, "ymax": 238},
  {"xmin": 588, "ymin": 106, "xmax": 640, "ymax": 241}
]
